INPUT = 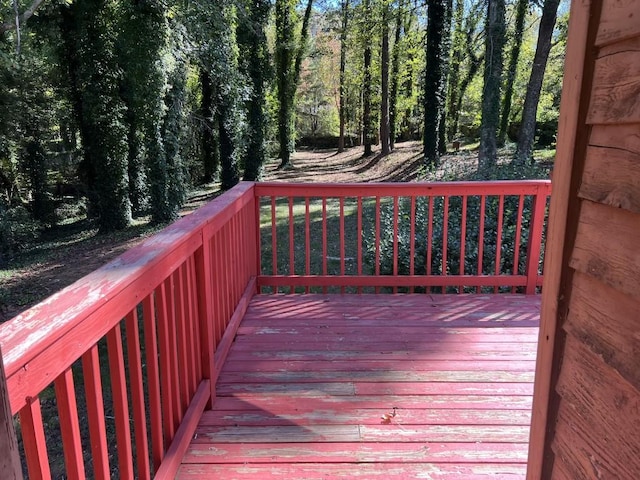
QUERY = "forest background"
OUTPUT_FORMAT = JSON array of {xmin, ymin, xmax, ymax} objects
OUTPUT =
[{"xmin": 1, "ymin": 0, "xmax": 566, "ymax": 315}]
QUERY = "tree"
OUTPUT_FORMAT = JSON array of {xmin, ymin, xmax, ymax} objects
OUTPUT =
[
  {"xmin": 514, "ymin": 0, "xmax": 561, "ymax": 164},
  {"xmin": 74, "ymin": 0, "xmax": 131, "ymax": 231},
  {"xmin": 275, "ymin": 0, "xmax": 314, "ymax": 169},
  {"xmin": 477, "ymin": 0, "xmax": 506, "ymax": 174},
  {"xmin": 163, "ymin": 60, "xmax": 187, "ymax": 217},
  {"xmin": 389, "ymin": 0, "xmax": 405, "ymax": 150},
  {"xmin": 448, "ymin": 1, "xmax": 484, "ymax": 141},
  {"xmin": 200, "ymin": 69, "xmax": 219, "ymax": 184},
  {"xmin": 238, "ymin": 0, "xmax": 271, "ymax": 181},
  {"xmin": 362, "ymin": 0, "xmax": 373, "ymax": 157},
  {"xmin": 380, "ymin": 0, "xmax": 391, "ymax": 155},
  {"xmin": 423, "ymin": 0, "xmax": 451, "ymax": 167},
  {"xmin": 118, "ymin": 0, "xmax": 171, "ymax": 222},
  {"xmin": 445, "ymin": 0, "xmax": 465, "ymax": 141},
  {"xmin": 338, "ymin": 0, "xmax": 350, "ymax": 153},
  {"xmin": 498, "ymin": 0, "xmax": 528, "ymax": 146}
]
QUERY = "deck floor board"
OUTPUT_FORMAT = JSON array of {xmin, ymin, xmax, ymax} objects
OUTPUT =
[{"xmin": 177, "ymin": 294, "xmax": 539, "ymax": 479}]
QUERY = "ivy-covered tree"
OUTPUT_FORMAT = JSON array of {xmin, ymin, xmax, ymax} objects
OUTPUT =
[
  {"xmin": 275, "ymin": 0, "xmax": 314, "ymax": 169},
  {"xmin": 478, "ymin": 0, "xmax": 506, "ymax": 174},
  {"xmin": 118, "ymin": 0, "xmax": 171, "ymax": 222},
  {"xmin": 74, "ymin": 0, "xmax": 131, "ymax": 231},
  {"xmin": 237, "ymin": 0, "xmax": 271, "ymax": 181},
  {"xmin": 362, "ymin": 0, "xmax": 373, "ymax": 157},
  {"xmin": 498, "ymin": 0, "xmax": 528, "ymax": 146},
  {"xmin": 423, "ymin": 0, "xmax": 451, "ymax": 167}
]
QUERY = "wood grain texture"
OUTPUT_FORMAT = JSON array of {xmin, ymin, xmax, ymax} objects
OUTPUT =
[
  {"xmin": 588, "ymin": 36, "xmax": 640, "ymax": 124},
  {"xmin": 553, "ymin": 335, "xmax": 640, "ymax": 479},
  {"xmin": 581, "ymin": 124, "xmax": 640, "ymax": 213},
  {"xmin": 569, "ymin": 200, "xmax": 640, "ymax": 300},
  {"xmin": 565, "ymin": 271, "xmax": 640, "ymax": 390},
  {"xmin": 0, "ymin": 345, "xmax": 21, "ymax": 480},
  {"xmin": 596, "ymin": 0, "xmax": 640, "ymax": 46},
  {"xmin": 177, "ymin": 462, "xmax": 528, "ymax": 479},
  {"xmin": 180, "ymin": 295, "xmax": 538, "ymax": 478}
]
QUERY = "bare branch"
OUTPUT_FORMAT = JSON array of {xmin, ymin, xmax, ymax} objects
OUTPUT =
[{"xmin": 1, "ymin": 0, "xmax": 47, "ymax": 35}]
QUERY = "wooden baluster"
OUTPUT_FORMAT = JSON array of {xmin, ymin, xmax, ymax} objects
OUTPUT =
[
  {"xmin": 357, "ymin": 197, "xmax": 363, "ymax": 294},
  {"xmin": 289, "ymin": 197, "xmax": 295, "ymax": 294},
  {"xmin": 477, "ymin": 195, "xmax": 486, "ymax": 293},
  {"xmin": 525, "ymin": 187, "xmax": 548, "ymax": 294},
  {"xmin": 156, "ymin": 281, "xmax": 176, "ymax": 441},
  {"xmin": 392, "ymin": 196, "xmax": 399, "ymax": 293},
  {"xmin": 427, "ymin": 196, "xmax": 434, "ymax": 293},
  {"xmin": 512, "ymin": 195, "xmax": 525, "ymax": 293},
  {"xmin": 375, "ymin": 197, "xmax": 381, "ymax": 294},
  {"xmin": 81, "ymin": 346, "xmax": 110, "ymax": 479},
  {"xmin": 271, "ymin": 197, "xmax": 278, "ymax": 294},
  {"xmin": 20, "ymin": 397, "xmax": 51, "ymax": 480},
  {"xmin": 305, "ymin": 197, "xmax": 311, "ymax": 293},
  {"xmin": 124, "ymin": 310, "xmax": 151, "ymax": 480},
  {"xmin": 443, "ymin": 196, "xmax": 449, "ymax": 289},
  {"xmin": 495, "ymin": 196, "xmax": 505, "ymax": 293},
  {"xmin": 409, "ymin": 196, "xmax": 416, "ymax": 293},
  {"xmin": 142, "ymin": 294, "xmax": 164, "ymax": 470},
  {"xmin": 322, "ymin": 198, "xmax": 328, "ymax": 294},
  {"xmin": 340, "ymin": 197, "xmax": 346, "ymax": 294},
  {"xmin": 106, "ymin": 323, "xmax": 134, "ymax": 479},
  {"xmin": 460, "ymin": 196, "xmax": 468, "ymax": 293}
]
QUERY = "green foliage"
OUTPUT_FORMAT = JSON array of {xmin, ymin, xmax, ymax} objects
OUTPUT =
[{"xmin": 0, "ymin": 203, "xmax": 43, "ymax": 264}]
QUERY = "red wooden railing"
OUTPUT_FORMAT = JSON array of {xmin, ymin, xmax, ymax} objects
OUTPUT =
[
  {"xmin": 256, "ymin": 181, "xmax": 551, "ymax": 294},
  {"xmin": 0, "ymin": 180, "xmax": 550, "ymax": 479}
]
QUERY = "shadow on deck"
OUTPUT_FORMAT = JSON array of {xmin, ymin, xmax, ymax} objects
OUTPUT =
[{"xmin": 178, "ymin": 294, "xmax": 539, "ymax": 479}]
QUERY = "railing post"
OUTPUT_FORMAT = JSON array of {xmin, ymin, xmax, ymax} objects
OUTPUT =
[
  {"xmin": 525, "ymin": 186, "xmax": 549, "ymax": 294},
  {"xmin": 0, "ymin": 345, "xmax": 23, "ymax": 480},
  {"xmin": 195, "ymin": 230, "xmax": 216, "ymax": 408}
]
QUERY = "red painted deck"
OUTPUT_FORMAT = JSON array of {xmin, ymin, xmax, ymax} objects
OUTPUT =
[{"xmin": 177, "ymin": 294, "xmax": 539, "ymax": 479}]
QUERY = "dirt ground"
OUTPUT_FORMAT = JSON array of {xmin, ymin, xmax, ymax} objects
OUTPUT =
[{"xmin": 0, "ymin": 141, "xmax": 496, "ymax": 321}]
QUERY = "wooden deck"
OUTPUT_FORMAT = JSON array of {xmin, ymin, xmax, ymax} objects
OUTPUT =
[{"xmin": 178, "ymin": 294, "xmax": 540, "ymax": 479}]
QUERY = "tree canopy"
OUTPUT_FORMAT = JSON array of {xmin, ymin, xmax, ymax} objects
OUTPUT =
[{"xmin": 0, "ymin": 0, "xmax": 566, "ymax": 246}]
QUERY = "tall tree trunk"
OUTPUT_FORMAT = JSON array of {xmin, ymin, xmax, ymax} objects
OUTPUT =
[
  {"xmin": 380, "ymin": 1, "xmax": 390, "ymax": 156},
  {"xmin": 240, "ymin": 0, "xmax": 270, "ymax": 181},
  {"xmin": 119, "ymin": 0, "xmax": 169, "ymax": 224},
  {"xmin": 389, "ymin": 0, "xmax": 404, "ymax": 150},
  {"xmin": 514, "ymin": 0, "xmax": 560, "ymax": 165},
  {"xmin": 217, "ymin": 101, "xmax": 239, "ymax": 190},
  {"xmin": 423, "ymin": 0, "xmax": 450, "ymax": 167},
  {"xmin": 498, "ymin": 0, "xmax": 528, "ymax": 146},
  {"xmin": 338, "ymin": 0, "xmax": 350, "ymax": 153},
  {"xmin": 75, "ymin": 0, "xmax": 131, "ymax": 231},
  {"xmin": 478, "ymin": 0, "xmax": 506, "ymax": 175},
  {"xmin": 451, "ymin": 5, "xmax": 484, "ymax": 140},
  {"xmin": 276, "ymin": 0, "xmax": 314, "ymax": 169},
  {"xmin": 445, "ymin": 0, "xmax": 464, "ymax": 141},
  {"xmin": 362, "ymin": 0, "xmax": 373, "ymax": 157},
  {"xmin": 200, "ymin": 69, "xmax": 218, "ymax": 183},
  {"xmin": 163, "ymin": 61, "xmax": 187, "ymax": 219}
]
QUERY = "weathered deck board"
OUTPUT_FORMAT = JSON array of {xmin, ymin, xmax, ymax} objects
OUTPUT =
[{"xmin": 177, "ymin": 294, "xmax": 539, "ymax": 479}]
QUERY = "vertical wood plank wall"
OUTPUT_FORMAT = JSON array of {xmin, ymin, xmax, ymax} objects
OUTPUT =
[{"xmin": 529, "ymin": 0, "xmax": 640, "ymax": 478}]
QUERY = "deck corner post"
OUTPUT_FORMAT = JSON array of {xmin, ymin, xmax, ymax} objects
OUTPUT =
[
  {"xmin": 195, "ymin": 232, "xmax": 216, "ymax": 408},
  {"xmin": 525, "ymin": 187, "xmax": 548, "ymax": 294},
  {"xmin": 0, "ymin": 344, "xmax": 23, "ymax": 480}
]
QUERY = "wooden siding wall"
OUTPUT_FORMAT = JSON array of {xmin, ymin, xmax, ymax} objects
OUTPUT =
[{"xmin": 529, "ymin": 0, "xmax": 640, "ymax": 478}]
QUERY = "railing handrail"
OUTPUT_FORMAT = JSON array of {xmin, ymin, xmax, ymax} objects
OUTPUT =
[
  {"xmin": 255, "ymin": 180, "xmax": 552, "ymax": 197},
  {"xmin": 0, "ymin": 182, "xmax": 255, "ymax": 415}
]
